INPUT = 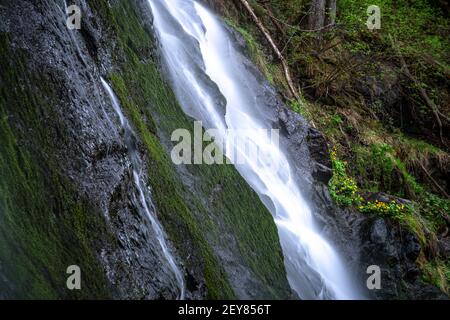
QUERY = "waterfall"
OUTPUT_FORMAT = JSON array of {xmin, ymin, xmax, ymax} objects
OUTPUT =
[
  {"xmin": 149, "ymin": 0, "xmax": 360, "ymax": 300},
  {"xmin": 101, "ymin": 78, "xmax": 185, "ymax": 300}
]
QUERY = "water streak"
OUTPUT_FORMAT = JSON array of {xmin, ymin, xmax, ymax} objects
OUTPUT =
[{"xmin": 101, "ymin": 78, "xmax": 185, "ymax": 300}]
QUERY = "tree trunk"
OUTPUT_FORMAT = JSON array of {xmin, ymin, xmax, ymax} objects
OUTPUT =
[
  {"xmin": 308, "ymin": 0, "xmax": 336, "ymax": 30},
  {"xmin": 308, "ymin": 0, "xmax": 326, "ymax": 30},
  {"xmin": 325, "ymin": 0, "xmax": 337, "ymax": 26}
]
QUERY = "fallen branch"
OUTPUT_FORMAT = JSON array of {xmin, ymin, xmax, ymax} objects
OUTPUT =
[
  {"xmin": 238, "ymin": 0, "xmax": 300, "ymax": 100},
  {"xmin": 389, "ymin": 35, "xmax": 446, "ymax": 146},
  {"xmin": 423, "ymin": 53, "xmax": 450, "ymax": 78},
  {"xmin": 418, "ymin": 162, "xmax": 450, "ymax": 200}
]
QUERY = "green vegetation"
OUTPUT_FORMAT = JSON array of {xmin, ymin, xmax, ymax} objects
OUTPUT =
[
  {"xmin": 1, "ymin": 0, "xmax": 447, "ymax": 298},
  {"xmin": 215, "ymin": 0, "xmax": 449, "ymax": 294},
  {"xmin": 329, "ymin": 149, "xmax": 362, "ymax": 207},
  {"xmin": 0, "ymin": 0, "xmax": 291, "ymax": 299},
  {"xmin": 226, "ymin": 18, "xmax": 280, "ymax": 85},
  {"xmin": 329, "ymin": 147, "xmax": 412, "ymax": 219},
  {"xmin": 339, "ymin": 0, "xmax": 449, "ymax": 63},
  {"xmin": 328, "ymin": 143, "xmax": 450, "ymax": 295},
  {"xmin": 420, "ymin": 259, "xmax": 450, "ymax": 293},
  {"xmin": 328, "ymin": 142, "xmax": 449, "ymax": 292},
  {"xmin": 0, "ymin": 34, "xmax": 112, "ymax": 299},
  {"xmin": 95, "ymin": 0, "xmax": 290, "ymax": 299}
]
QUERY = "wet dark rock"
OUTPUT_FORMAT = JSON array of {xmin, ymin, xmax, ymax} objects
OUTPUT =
[
  {"xmin": 306, "ymin": 128, "xmax": 333, "ymax": 184},
  {"xmin": 438, "ymin": 238, "xmax": 450, "ymax": 257},
  {"xmin": 358, "ymin": 217, "xmax": 448, "ymax": 299},
  {"xmin": 404, "ymin": 233, "xmax": 421, "ymax": 261},
  {"xmin": 0, "ymin": 0, "xmax": 181, "ymax": 299},
  {"xmin": 273, "ymin": 100, "xmax": 448, "ymax": 299},
  {"xmin": 370, "ymin": 219, "xmax": 389, "ymax": 244},
  {"xmin": 364, "ymin": 192, "xmax": 400, "ymax": 204},
  {"xmin": 1, "ymin": 0, "xmax": 447, "ymax": 301},
  {"xmin": 353, "ymin": 63, "xmax": 402, "ymax": 112}
]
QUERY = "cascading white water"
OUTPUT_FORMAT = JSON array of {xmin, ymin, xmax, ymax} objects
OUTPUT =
[
  {"xmin": 149, "ymin": 0, "xmax": 360, "ymax": 300},
  {"xmin": 101, "ymin": 78, "xmax": 185, "ymax": 300}
]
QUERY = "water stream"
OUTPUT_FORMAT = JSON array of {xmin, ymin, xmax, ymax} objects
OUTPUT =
[
  {"xmin": 149, "ymin": 0, "xmax": 359, "ymax": 300},
  {"xmin": 101, "ymin": 78, "xmax": 185, "ymax": 300}
]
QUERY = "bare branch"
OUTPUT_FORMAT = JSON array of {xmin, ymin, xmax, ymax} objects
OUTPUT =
[{"xmin": 238, "ymin": 0, "xmax": 300, "ymax": 100}]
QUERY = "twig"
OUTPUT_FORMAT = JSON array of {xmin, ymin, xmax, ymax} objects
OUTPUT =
[
  {"xmin": 418, "ymin": 162, "xmax": 450, "ymax": 199},
  {"xmin": 238, "ymin": 0, "xmax": 300, "ymax": 99},
  {"xmin": 389, "ymin": 34, "xmax": 446, "ymax": 146}
]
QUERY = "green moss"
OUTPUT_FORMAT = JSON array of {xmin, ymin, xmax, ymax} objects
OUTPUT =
[
  {"xmin": 329, "ymin": 149, "xmax": 363, "ymax": 207},
  {"xmin": 94, "ymin": 0, "xmax": 290, "ymax": 299},
  {"xmin": 329, "ymin": 143, "xmax": 448, "ymax": 290},
  {"xmin": 353, "ymin": 143, "xmax": 396, "ymax": 193},
  {"xmin": 216, "ymin": 0, "xmax": 449, "ymax": 295},
  {"xmin": 420, "ymin": 259, "xmax": 450, "ymax": 295},
  {"xmin": 0, "ymin": 34, "xmax": 112, "ymax": 299},
  {"xmin": 110, "ymin": 72, "xmax": 234, "ymax": 299},
  {"xmin": 338, "ymin": 0, "xmax": 449, "ymax": 63},
  {"xmin": 289, "ymin": 99, "xmax": 311, "ymax": 120},
  {"xmin": 224, "ymin": 18, "xmax": 286, "ymax": 89}
]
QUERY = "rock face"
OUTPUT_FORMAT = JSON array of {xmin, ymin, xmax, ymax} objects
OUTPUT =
[
  {"xmin": 1, "ymin": 0, "xmax": 447, "ymax": 300},
  {"xmin": 275, "ymin": 98, "xmax": 448, "ymax": 299},
  {"xmin": 0, "ymin": 0, "xmax": 181, "ymax": 299},
  {"xmin": 358, "ymin": 217, "xmax": 446, "ymax": 299},
  {"xmin": 0, "ymin": 0, "xmax": 292, "ymax": 300},
  {"xmin": 306, "ymin": 128, "xmax": 333, "ymax": 184},
  {"xmin": 220, "ymin": 13, "xmax": 448, "ymax": 299}
]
